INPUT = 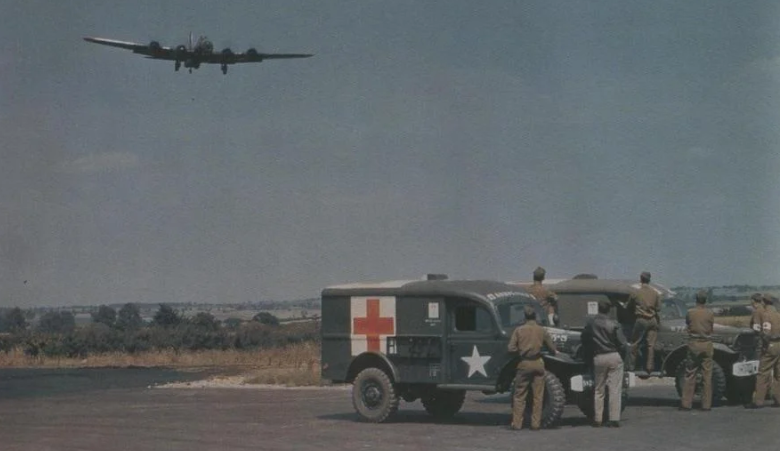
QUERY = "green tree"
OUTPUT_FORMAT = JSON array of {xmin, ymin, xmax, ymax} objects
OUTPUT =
[
  {"xmin": 252, "ymin": 311, "xmax": 280, "ymax": 326},
  {"xmin": 116, "ymin": 303, "xmax": 143, "ymax": 331},
  {"xmin": 2, "ymin": 307, "xmax": 28, "ymax": 333},
  {"xmin": 152, "ymin": 304, "xmax": 182, "ymax": 328},
  {"xmin": 37, "ymin": 311, "xmax": 76, "ymax": 334},
  {"xmin": 91, "ymin": 305, "xmax": 117, "ymax": 328},
  {"xmin": 190, "ymin": 312, "xmax": 220, "ymax": 331}
]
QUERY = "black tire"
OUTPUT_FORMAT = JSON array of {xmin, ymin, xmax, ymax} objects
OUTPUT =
[
  {"xmin": 421, "ymin": 390, "xmax": 466, "ymax": 419},
  {"xmin": 351, "ymin": 368, "xmax": 399, "ymax": 423},
  {"xmin": 674, "ymin": 360, "xmax": 727, "ymax": 406},
  {"xmin": 511, "ymin": 372, "xmax": 566, "ymax": 429},
  {"xmin": 726, "ymin": 375, "xmax": 756, "ymax": 405}
]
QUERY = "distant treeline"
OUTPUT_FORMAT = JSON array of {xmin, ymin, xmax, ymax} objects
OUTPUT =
[{"xmin": 0, "ymin": 304, "xmax": 320, "ymax": 359}]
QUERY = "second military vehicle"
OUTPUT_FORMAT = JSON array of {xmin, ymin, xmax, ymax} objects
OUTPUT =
[
  {"xmin": 512, "ymin": 275, "xmax": 760, "ymax": 405},
  {"xmin": 320, "ymin": 275, "xmax": 634, "ymax": 426}
]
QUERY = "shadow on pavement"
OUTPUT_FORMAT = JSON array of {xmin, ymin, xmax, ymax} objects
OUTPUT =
[{"xmin": 0, "ymin": 368, "xmax": 214, "ymax": 401}]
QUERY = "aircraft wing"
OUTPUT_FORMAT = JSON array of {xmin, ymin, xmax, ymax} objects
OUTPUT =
[
  {"xmin": 83, "ymin": 37, "xmax": 178, "ymax": 60},
  {"xmin": 202, "ymin": 50, "xmax": 313, "ymax": 65}
]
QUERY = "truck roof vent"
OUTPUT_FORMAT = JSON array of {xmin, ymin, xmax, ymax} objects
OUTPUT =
[
  {"xmin": 573, "ymin": 273, "xmax": 598, "ymax": 280},
  {"xmin": 426, "ymin": 273, "xmax": 448, "ymax": 281}
]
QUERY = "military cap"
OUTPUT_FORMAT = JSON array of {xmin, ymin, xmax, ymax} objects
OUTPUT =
[
  {"xmin": 533, "ymin": 267, "xmax": 546, "ymax": 279},
  {"xmin": 640, "ymin": 271, "xmax": 651, "ymax": 281},
  {"xmin": 750, "ymin": 293, "xmax": 764, "ymax": 303},
  {"xmin": 524, "ymin": 305, "xmax": 537, "ymax": 320},
  {"xmin": 695, "ymin": 290, "xmax": 708, "ymax": 303},
  {"xmin": 598, "ymin": 299, "xmax": 612, "ymax": 313},
  {"xmin": 763, "ymin": 295, "xmax": 776, "ymax": 305}
]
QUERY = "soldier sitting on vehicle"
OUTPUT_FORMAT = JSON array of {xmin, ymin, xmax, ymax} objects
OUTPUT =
[{"xmin": 508, "ymin": 306, "xmax": 557, "ymax": 430}]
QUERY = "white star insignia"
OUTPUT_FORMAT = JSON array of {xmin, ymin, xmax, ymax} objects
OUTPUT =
[{"xmin": 461, "ymin": 345, "xmax": 491, "ymax": 378}]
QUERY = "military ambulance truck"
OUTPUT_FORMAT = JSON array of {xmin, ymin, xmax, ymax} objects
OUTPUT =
[{"xmin": 320, "ymin": 276, "xmax": 628, "ymax": 426}]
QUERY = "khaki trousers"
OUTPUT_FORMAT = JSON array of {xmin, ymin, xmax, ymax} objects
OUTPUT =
[
  {"xmin": 680, "ymin": 340, "xmax": 713, "ymax": 409},
  {"xmin": 630, "ymin": 317, "xmax": 658, "ymax": 372},
  {"xmin": 753, "ymin": 342, "xmax": 780, "ymax": 406},
  {"xmin": 593, "ymin": 352, "xmax": 624, "ymax": 422},
  {"xmin": 512, "ymin": 359, "xmax": 545, "ymax": 429}
]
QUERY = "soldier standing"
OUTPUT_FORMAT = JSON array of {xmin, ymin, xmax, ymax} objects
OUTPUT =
[
  {"xmin": 750, "ymin": 293, "xmax": 766, "ymax": 363},
  {"xmin": 508, "ymin": 306, "xmax": 558, "ymax": 430},
  {"xmin": 750, "ymin": 293, "xmax": 766, "ymax": 334},
  {"xmin": 746, "ymin": 295, "xmax": 780, "ymax": 408},
  {"xmin": 627, "ymin": 271, "xmax": 661, "ymax": 374},
  {"xmin": 680, "ymin": 290, "xmax": 715, "ymax": 411},
  {"xmin": 527, "ymin": 267, "xmax": 558, "ymax": 326},
  {"xmin": 581, "ymin": 299, "xmax": 628, "ymax": 427}
]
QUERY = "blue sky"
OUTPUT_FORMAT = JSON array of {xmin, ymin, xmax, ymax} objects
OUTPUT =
[{"xmin": 2, "ymin": 1, "xmax": 780, "ymax": 306}]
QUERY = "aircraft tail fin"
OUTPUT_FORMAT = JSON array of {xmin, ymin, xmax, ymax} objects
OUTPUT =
[{"xmin": 189, "ymin": 32, "xmax": 193, "ymax": 51}]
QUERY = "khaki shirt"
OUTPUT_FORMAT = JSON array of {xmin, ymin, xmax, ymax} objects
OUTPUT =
[
  {"xmin": 751, "ymin": 304, "xmax": 765, "ymax": 333},
  {"xmin": 761, "ymin": 306, "xmax": 780, "ymax": 341},
  {"xmin": 527, "ymin": 282, "xmax": 558, "ymax": 314},
  {"xmin": 629, "ymin": 284, "xmax": 661, "ymax": 321},
  {"xmin": 685, "ymin": 305, "xmax": 714, "ymax": 340},
  {"xmin": 508, "ymin": 320, "xmax": 557, "ymax": 360}
]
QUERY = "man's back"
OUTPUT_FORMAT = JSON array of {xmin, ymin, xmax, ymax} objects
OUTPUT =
[
  {"xmin": 686, "ymin": 305, "xmax": 714, "ymax": 338},
  {"xmin": 632, "ymin": 285, "xmax": 660, "ymax": 319},
  {"xmin": 509, "ymin": 320, "xmax": 555, "ymax": 360}
]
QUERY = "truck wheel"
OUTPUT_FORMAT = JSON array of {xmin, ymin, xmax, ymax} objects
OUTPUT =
[
  {"xmin": 511, "ymin": 372, "xmax": 565, "ymax": 428},
  {"xmin": 351, "ymin": 368, "xmax": 399, "ymax": 423},
  {"xmin": 674, "ymin": 360, "xmax": 727, "ymax": 406},
  {"xmin": 421, "ymin": 390, "xmax": 466, "ymax": 419},
  {"xmin": 726, "ymin": 375, "xmax": 756, "ymax": 405}
]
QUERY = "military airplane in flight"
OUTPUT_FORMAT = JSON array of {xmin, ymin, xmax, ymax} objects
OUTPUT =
[{"xmin": 83, "ymin": 33, "xmax": 313, "ymax": 74}]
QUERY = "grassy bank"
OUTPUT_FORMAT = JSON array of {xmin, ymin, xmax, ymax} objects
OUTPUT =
[
  {"xmin": 0, "ymin": 341, "xmax": 323, "ymax": 386},
  {"xmin": 715, "ymin": 316, "xmax": 750, "ymax": 328}
]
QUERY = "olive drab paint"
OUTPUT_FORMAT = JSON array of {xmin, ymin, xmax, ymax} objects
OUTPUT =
[{"xmin": 320, "ymin": 276, "xmax": 598, "ymax": 425}]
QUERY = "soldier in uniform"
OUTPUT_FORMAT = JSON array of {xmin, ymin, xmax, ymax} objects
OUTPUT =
[
  {"xmin": 508, "ymin": 305, "xmax": 558, "ymax": 430},
  {"xmin": 680, "ymin": 290, "xmax": 715, "ymax": 411},
  {"xmin": 750, "ymin": 293, "xmax": 766, "ymax": 363},
  {"xmin": 627, "ymin": 271, "xmax": 661, "ymax": 374},
  {"xmin": 747, "ymin": 295, "xmax": 780, "ymax": 408},
  {"xmin": 581, "ymin": 299, "xmax": 628, "ymax": 427},
  {"xmin": 527, "ymin": 267, "xmax": 559, "ymax": 326}
]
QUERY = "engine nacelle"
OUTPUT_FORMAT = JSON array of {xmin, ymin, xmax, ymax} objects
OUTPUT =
[
  {"xmin": 148, "ymin": 41, "xmax": 162, "ymax": 55},
  {"xmin": 246, "ymin": 48, "xmax": 259, "ymax": 57},
  {"xmin": 174, "ymin": 44, "xmax": 187, "ymax": 59}
]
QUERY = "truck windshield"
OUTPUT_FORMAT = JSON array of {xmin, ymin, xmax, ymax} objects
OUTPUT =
[
  {"xmin": 661, "ymin": 298, "xmax": 685, "ymax": 320},
  {"xmin": 495, "ymin": 297, "xmax": 548, "ymax": 328}
]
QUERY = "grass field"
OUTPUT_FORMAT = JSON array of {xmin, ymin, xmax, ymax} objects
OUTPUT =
[
  {"xmin": 0, "ymin": 342, "xmax": 322, "ymax": 386},
  {"xmin": 714, "ymin": 316, "xmax": 750, "ymax": 328}
]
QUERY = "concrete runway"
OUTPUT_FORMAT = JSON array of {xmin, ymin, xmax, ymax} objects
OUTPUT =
[{"xmin": 0, "ymin": 369, "xmax": 777, "ymax": 451}]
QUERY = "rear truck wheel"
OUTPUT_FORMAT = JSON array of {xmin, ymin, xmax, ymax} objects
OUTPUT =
[
  {"xmin": 351, "ymin": 368, "xmax": 399, "ymax": 423},
  {"xmin": 421, "ymin": 390, "xmax": 466, "ymax": 419},
  {"xmin": 674, "ymin": 360, "xmax": 727, "ymax": 406},
  {"xmin": 511, "ymin": 372, "xmax": 565, "ymax": 429},
  {"xmin": 726, "ymin": 375, "xmax": 756, "ymax": 405}
]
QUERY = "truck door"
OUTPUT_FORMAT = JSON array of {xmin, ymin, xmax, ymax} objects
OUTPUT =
[{"xmin": 446, "ymin": 298, "xmax": 502, "ymax": 386}]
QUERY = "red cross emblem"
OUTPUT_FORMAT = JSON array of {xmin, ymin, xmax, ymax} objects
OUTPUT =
[{"xmin": 351, "ymin": 297, "xmax": 395, "ymax": 354}]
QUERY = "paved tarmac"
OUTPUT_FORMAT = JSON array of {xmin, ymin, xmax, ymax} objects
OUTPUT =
[{"xmin": 0, "ymin": 369, "xmax": 777, "ymax": 451}]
